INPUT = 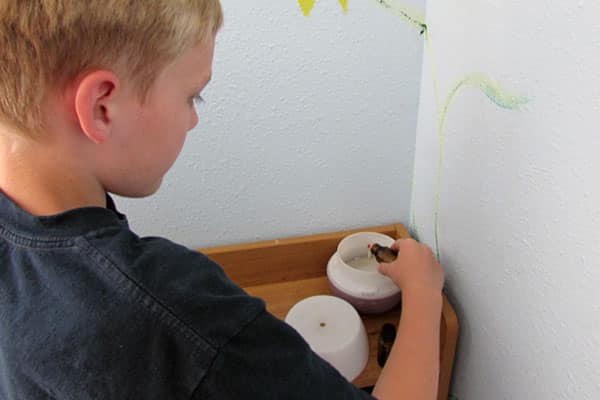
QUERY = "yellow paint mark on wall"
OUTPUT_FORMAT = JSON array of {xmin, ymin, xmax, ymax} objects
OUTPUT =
[
  {"xmin": 298, "ymin": 0, "xmax": 348, "ymax": 16},
  {"xmin": 298, "ymin": 0, "xmax": 317, "ymax": 16},
  {"xmin": 338, "ymin": 0, "xmax": 349, "ymax": 12}
]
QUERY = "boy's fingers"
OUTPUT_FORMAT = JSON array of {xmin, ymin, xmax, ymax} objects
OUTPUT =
[
  {"xmin": 391, "ymin": 237, "xmax": 414, "ymax": 251},
  {"xmin": 377, "ymin": 262, "xmax": 388, "ymax": 275},
  {"xmin": 378, "ymin": 260, "xmax": 398, "ymax": 276}
]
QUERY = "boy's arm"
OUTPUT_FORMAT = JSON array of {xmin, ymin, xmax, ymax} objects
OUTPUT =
[
  {"xmin": 372, "ymin": 288, "xmax": 442, "ymax": 400},
  {"xmin": 370, "ymin": 238, "xmax": 444, "ymax": 400}
]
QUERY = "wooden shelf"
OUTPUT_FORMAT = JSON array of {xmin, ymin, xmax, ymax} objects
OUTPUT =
[{"xmin": 200, "ymin": 223, "xmax": 458, "ymax": 400}]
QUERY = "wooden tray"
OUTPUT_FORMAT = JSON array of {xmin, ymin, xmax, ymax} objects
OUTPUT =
[{"xmin": 199, "ymin": 223, "xmax": 458, "ymax": 400}]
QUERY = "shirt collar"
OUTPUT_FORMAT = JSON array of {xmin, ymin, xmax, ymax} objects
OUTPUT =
[{"xmin": 0, "ymin": 190, "xmax": 128, "ymax": 239}]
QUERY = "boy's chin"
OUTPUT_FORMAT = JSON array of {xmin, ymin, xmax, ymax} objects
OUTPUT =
[{"xmin": 109, "ymin": 178, "xmax": 163, "ymax": 199}]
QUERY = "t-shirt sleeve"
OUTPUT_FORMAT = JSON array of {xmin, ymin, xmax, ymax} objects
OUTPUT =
[{"xmin": 192, "ymin": 310, "xmax": 377, "ymax": 400}]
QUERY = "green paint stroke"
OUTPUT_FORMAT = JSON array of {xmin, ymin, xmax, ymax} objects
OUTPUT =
[
  {"xmin": 371, "ymin": 2, "xmax": 530, "ymax": 260},
  {"xmin": 371, "ymin": 0, "xmax": 428, "ymax": 34},
  {"xmin": 409, "ymin": 29, "xmax": 441, "ymax": 241},
  {"xmin": 409, "ymin": 170, "xmax": 420, "ymax": 241},
  {"xmin": 296, "ymin": 1, "xmax": 530, "ymax": 261},
  {"xmin": 433, "ymin": 74, "xmax": 528, "ymax": 260},
  {"xmin": 439, "ymin": 74, "xmax": 529, "ymax": 137}
]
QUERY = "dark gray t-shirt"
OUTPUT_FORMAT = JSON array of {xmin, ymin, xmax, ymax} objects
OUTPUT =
[{"xmin": 0, "ymin": 191, "xmax": 374, "ymax": 400}]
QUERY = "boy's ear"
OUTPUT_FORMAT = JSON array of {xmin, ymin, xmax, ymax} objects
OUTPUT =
[{"xmin": 74, "ymin": 70, "xmax": 120, "ymax": 144}]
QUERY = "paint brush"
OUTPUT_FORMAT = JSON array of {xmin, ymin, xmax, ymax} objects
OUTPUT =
[{"xmin": 368, "ymin": 243, "xmax": 398, "ymax": 263}]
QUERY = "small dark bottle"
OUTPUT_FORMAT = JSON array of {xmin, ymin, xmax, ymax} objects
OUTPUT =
[
  {"xmin": 369, "ymin": 243, "xmax": 398, "ymax": 263},
  {"xmin": 377, "ymin": 323, "xmax": 397, "ymax": 367}
]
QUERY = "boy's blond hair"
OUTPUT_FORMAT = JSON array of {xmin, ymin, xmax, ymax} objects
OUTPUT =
[{"xmin": 0, "ymin": 0, "xmax": 223, "ymax": 137}]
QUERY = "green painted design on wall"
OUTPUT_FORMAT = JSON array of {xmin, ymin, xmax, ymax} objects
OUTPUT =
[
  {"xmin": 440, "ymin": 74, "xmax": 529, "ymax": 138},
  {"xmin": 367, "ymin": 5, "xmax": 529, "ymax": 261},
  {"xmin": 295, "ymin": 0, "xmax": 529, "ymax": 263},
  {"xmin": 371, "ymin": 0, "xmax": 427, "ymax": 34},
  {"xmin": 433, "ymin": 73, "xmax": 528, "ymax": 260}
]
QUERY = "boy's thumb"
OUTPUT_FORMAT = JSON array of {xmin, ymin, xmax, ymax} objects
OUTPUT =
[{"xmin": 378, "ymin": 262, "xmax": 389, "ymax": 276}]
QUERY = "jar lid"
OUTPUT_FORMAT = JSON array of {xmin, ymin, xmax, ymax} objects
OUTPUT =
[{"xmin": 285, "ymin": 295, "xmax": 369, "ymax": 381}]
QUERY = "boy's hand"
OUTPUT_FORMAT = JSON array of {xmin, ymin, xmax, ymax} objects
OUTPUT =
[{"xmin": 377, "ymin": 238, "xmax": 444, "ymax": 296}]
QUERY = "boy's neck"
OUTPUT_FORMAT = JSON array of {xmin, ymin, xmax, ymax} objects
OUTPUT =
[{"xmin": 0, "ymin": 130, "xmax": 106, "ymax": 216}]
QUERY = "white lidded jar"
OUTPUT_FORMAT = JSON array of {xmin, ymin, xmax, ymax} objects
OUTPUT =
[
  {"xmin": 327, "ymin": 232, "xmax": 401, "ymax": 314},
  {"xmin": 285, "ymin": 295, "xmax": 369, "ymax": 381}
]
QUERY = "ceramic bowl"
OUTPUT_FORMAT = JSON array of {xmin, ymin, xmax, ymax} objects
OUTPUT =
[
  {"xmin": 326, "ymin": 232, "xmax": 401, "ymax": 314},
  {"xmin": 285, "ymin": 295, "xmax": 369, "ymax": 381}
]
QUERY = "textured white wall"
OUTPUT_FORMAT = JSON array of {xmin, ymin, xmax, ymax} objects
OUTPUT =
[
  {"xmin": 116, "ymin": 0, "xmax": 425, "ymax": 248},
  {"xmin": 412, "ymin": 1, "xmax": 600, "ymax": 399}
]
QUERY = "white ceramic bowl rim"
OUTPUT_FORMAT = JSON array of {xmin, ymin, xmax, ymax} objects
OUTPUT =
[{"xmin": 337, "ymin": 231, "xmax": 396, "ymax": 275}]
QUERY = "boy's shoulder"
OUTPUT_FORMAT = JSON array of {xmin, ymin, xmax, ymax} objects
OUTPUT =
[
  {"xmin": 0, "ymin": 192, "xmax": 266, "ymax": 398},
  {"xmin": 86, "ymin": 220, "xmax": 266, "ymax": 348},
  {"xmin": 0, "ymin": 190, "xmax": 265, "ymax": 347}
]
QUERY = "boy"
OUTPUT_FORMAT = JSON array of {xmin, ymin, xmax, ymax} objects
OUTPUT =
[{"xmin": 0, "ymin": 1, "xmax": 444, "ymax": 399}]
